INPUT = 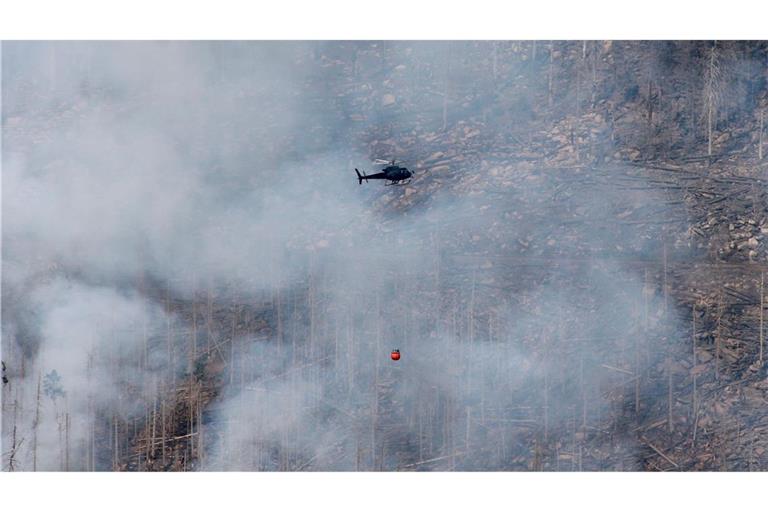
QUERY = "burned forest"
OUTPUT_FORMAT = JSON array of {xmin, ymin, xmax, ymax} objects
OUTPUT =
[{"xmin": 3, "ymin": 41, "xmax": 768, "ymax": 471}]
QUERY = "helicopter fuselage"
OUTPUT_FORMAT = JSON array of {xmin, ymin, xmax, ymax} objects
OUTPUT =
[
  {"xmin": 381, "ymin": 165, "xmax": 412, "ymax": 181},
  {"xmin": 355, "ymin": 164, "xmax": 412, "ymax": 185}
]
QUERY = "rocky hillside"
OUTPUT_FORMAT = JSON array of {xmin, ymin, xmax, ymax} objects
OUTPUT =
[{"xmin": 3, "ymin": 41, "xmax": 768, "ymax": 471}]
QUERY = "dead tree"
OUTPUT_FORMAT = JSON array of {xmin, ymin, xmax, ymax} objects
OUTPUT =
[
  {"xmin": 761, "ymin": 271, "xmax": 765, "ymax": 365},
  {"xmin": 759, "ymin": 109, "xmax": 765, "ymax": 161},
  {"xmin": 692, "ymin": 304, "xmax": 698, "ymax": 421},
  {"xmin": 702, "ymin": 43, "xmax": 722, "ymax": 161},
  {"xmin": 548, "ymin": 42, "xmax": 555, "ymax": 109},
  {"xmin": 207, "ymin": 278, "xmax": 214, "ymax": 353},
  {"xmin": 442, "ymin": 43, "xmax": 452, "ymax": 131},
  {"xmin": 33, "ymin": 373, "xmax": 41, "ymax": 471}
]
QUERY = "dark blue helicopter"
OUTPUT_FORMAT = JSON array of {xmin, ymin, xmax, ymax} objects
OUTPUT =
[{"xmin": 355, "ymin": 159, "xmax": 413, "ymax": 186}]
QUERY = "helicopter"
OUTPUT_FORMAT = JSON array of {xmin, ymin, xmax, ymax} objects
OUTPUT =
[{"xmin": 355, "ymin": 159, "xmax": 413, "ymax": 186}]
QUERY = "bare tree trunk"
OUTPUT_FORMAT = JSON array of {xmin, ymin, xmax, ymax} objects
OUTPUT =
[
  {"xmin": 333, "ymin": 318, "xmax": 340, "ymax": 369},
  {"xmin": 663, "ymin": 239, "xmax": 668, "ymax": 314},
  {"xmin": 575, "ymin": 66, "xmax": 581, "ymax": 119},
  {"xmin": 591, "ymin": 42, "xmax": 598, "ymax": 107},
  {"xmin": 89, "ymin": 395, "xmax": 95, "ymax": 470},
  {"xmin": 276, "ymin": 285, "xmax": 283, "ymax": 356},
  {"xmin": 346, "ymin": 303, "xmax": 354, "ymax": 394},
  {"xmin": 418, "ymin": 410, "xmax": 424, "ymax": 461},
  {"xmin": 141, "ymin": 272, "xmax": 148, "ymax": 372},
  {"xmin": 574, "ymin": 63, "xmax": 581, "ymax": 162},
  {"xmin": 543, "ymin": 363, "xmax": 549, "ymax": 442},
  {"xmin": 148, "ymin": 388, "xmax": 156, "ymax": 466},
  {"xmin": 8, "ymin": 425, "xmax": 18, "ymax": 471},
  {"xmin": 580, "ymin": 348, "xmax": 586, "ymax": 429},
  {"xmin": 372, "ymin": 290, "xmax": 382, "ymax": 469},
  {"xmin": 197, "ymin": 394, "xmax": 204, "ymax": 468},
  {"xmin": 355, "ymin": 436, "xmax": 361, "ymax": 471},
  {"xmin": 761, "ymin": 271, "xmax": 765, "ymax": 365},
  {"xmin": 442, "ymin": 43, "xmax": 451, "ymax": 131},
  {"xmin": 7, "ymin": 387, "xmax": 20, "ymax": 471},
  {"xmin": 705, "ymin": 43, "xmax": 719, "ymax": 161},
  {"xmin": 33, "ymin": 373, "xmax": 41, "ymax": 471},
  {"xmin": 641, "ymin": 268, "xmax": 651, "ymax": 413},
  {"xmin": 760, "ymin": 109, "xmax": 764, "ymax": 161},
  {"xmin": 465, "ymin": 406, "xmax": 470, "ymax": 451},
  {"xmin": 635, "ymin": 280, "xmax": 642, "ymax": 415},
  {"xmin": 309, "ymin": 264, "xmax": 316, "ymax": 359},
  {"xmin": 192, "ymin": 293, "xmax": 198, "ymax": 373},
  {"xmin": 230, "ymin": 303, "xmax": 237, "ymax": 387},
  {"xmin": 548, "ymin": 42, "xmax": 554, "ymax": 109},
  {"xmin": 469, "ymin": 270, "xmax": 476, "ymax": 346},
  {"xmin": 692, "ymin": 305, "xmax": 697, "ymax": 420},
  {"xmin": 716, "ymin": 291, "xmax": 724, "ymax": 380},
  {"xmin": 161, "ymin": 396, "xmax": 167, "ymax": 467},
  {"xmin": 707, "ymin": 91, "xmax": 714, "ymax": 158},
  {"xmin": 291, "ymin": 291, "xmax": 299, "ymax": 366},
  {"xmin": 166, "ymin": 284, "xmax": 174, "ymax": 386},
  {"xmin": 647, "ymin": 79, "xmax": 654, "ymax": 145},
  {"xmin": 207, "ymin": 279, "xmax": 213, "ymax": 353},
  {"xmin": 667, "ymin": 353, "xmax": 673, "ymax": 433},
  {"xmin": 664, "ymin": 240, "xmax": 672, "ymax": 433},
  {"xmin": 112, "ymin": 413, "xmax": 119, "ymax": 470},
  {"xmin": 65, "ymin": 412, "xmax": 70, "ymax": 471}
]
